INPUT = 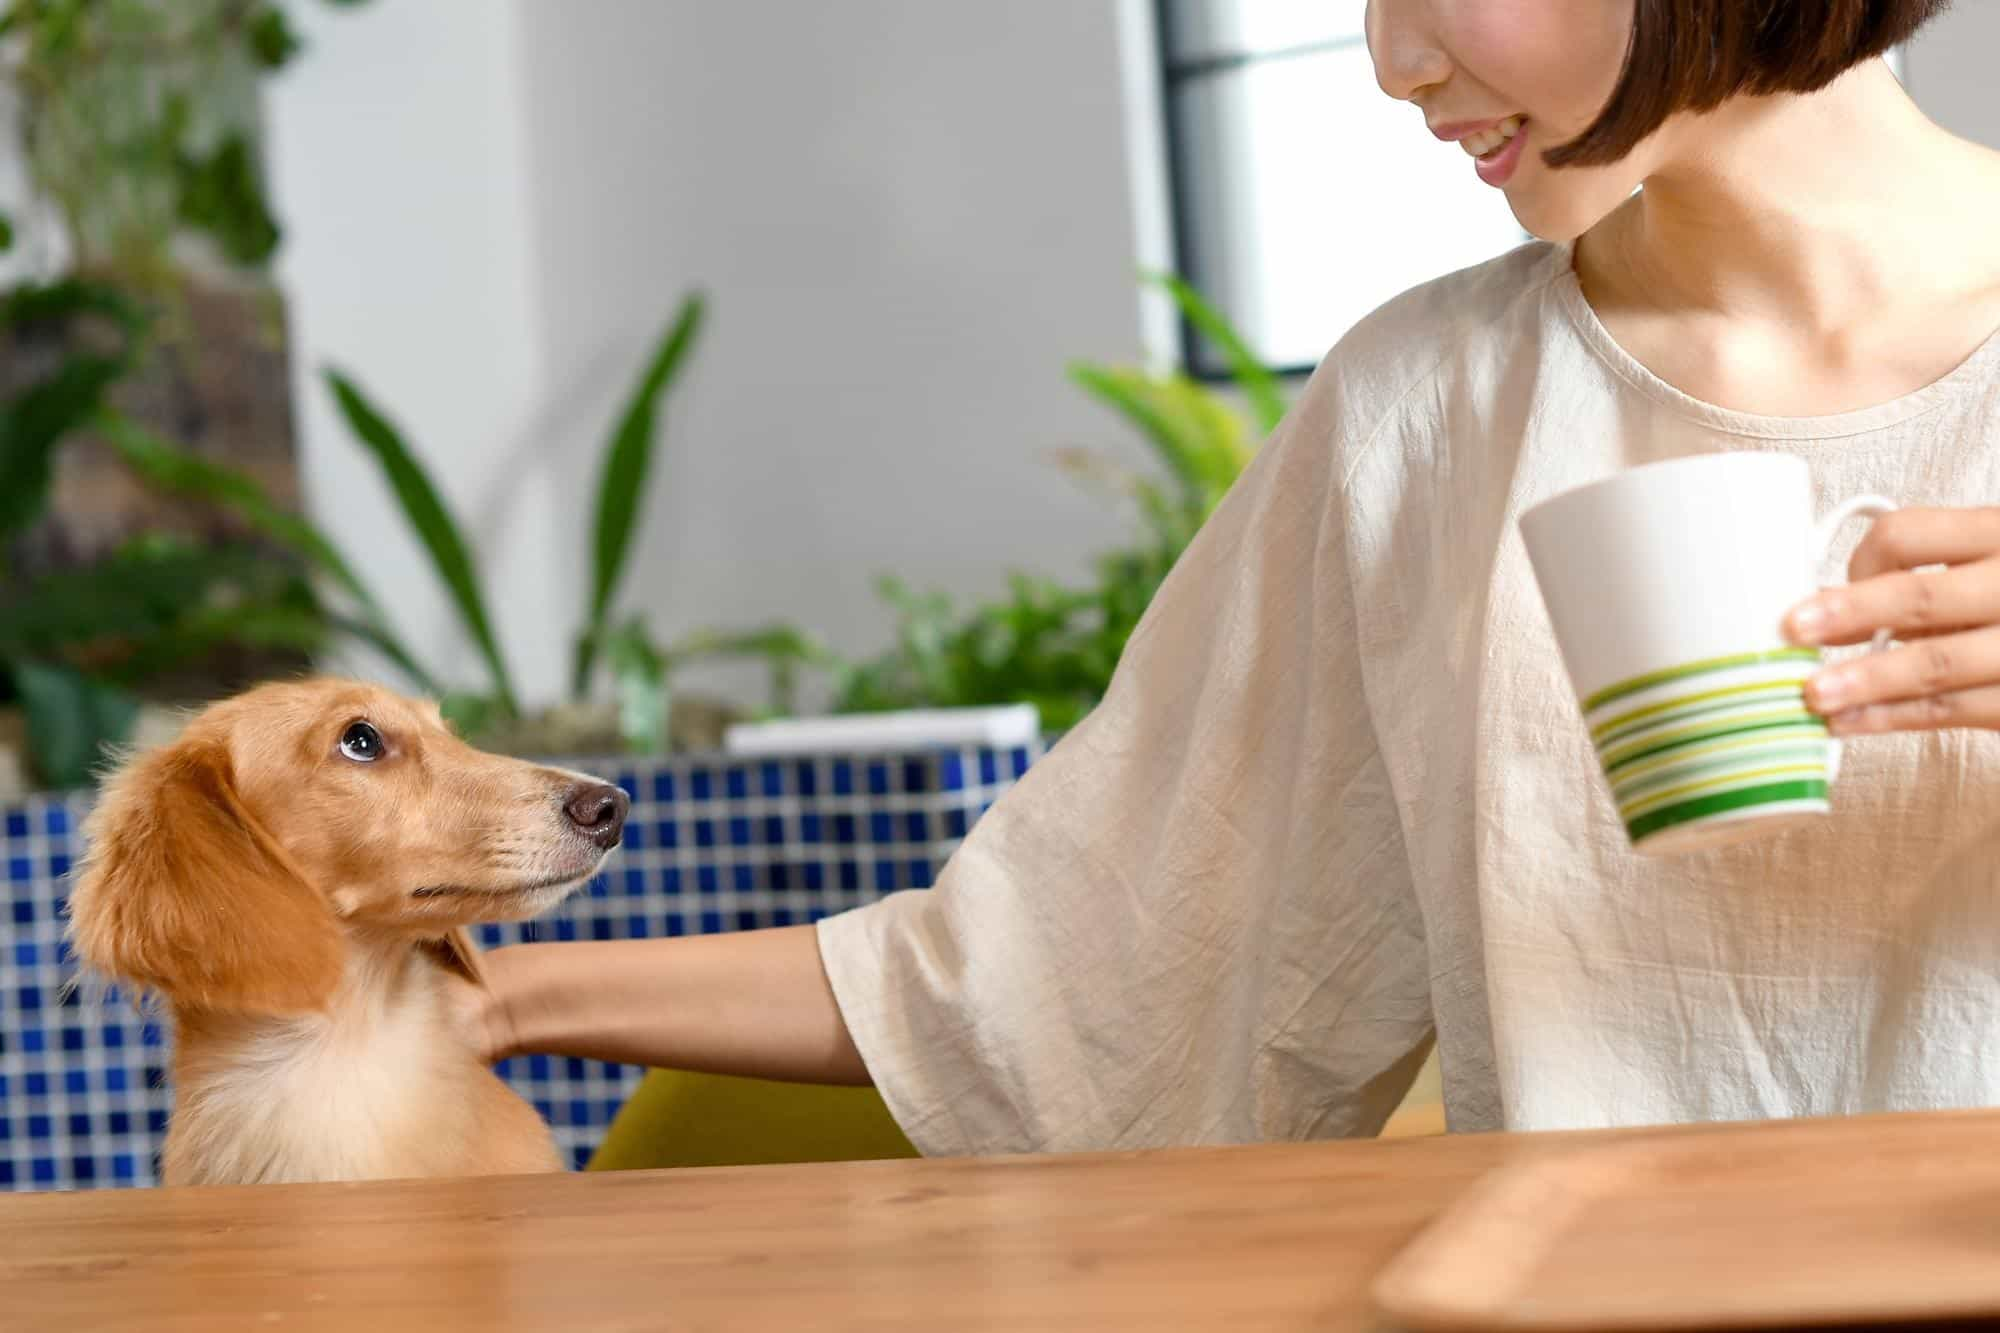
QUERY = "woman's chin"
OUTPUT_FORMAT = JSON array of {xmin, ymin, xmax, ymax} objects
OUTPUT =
[
  {"xmin": 1504, "ymin": 189, "xmax": 1600, "ymax": 246},
  {"xmin": 1500, "ymin": 163, "xmax": 1645, "ymax": 247}
]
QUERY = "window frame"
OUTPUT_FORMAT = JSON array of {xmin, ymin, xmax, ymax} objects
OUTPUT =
[{"xmin": 1152, "ymin": 0, "xmax": 1372, "ymax": 381}]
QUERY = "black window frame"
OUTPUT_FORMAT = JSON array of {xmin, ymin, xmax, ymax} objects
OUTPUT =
[{"xmin": 1153, "ymin": 0, "xmax": 1370, "ymax": 382}]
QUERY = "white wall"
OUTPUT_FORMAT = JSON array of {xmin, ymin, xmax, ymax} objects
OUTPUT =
[
  {"xmin": 1904, "ymin": 4, "xmax": 2000, "ymax": 149},
  {"xmin": 266, "ymin": 0, "xmax": 558, "ymax": 700},
  {"xmin": 267, "ymin": 0, "xmax": 1156, "ymax": 709}
]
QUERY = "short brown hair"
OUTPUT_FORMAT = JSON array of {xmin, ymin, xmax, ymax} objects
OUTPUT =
[{"xmin": 1545, "ymin": 0, "xmax": 1953, "ymax": 168}]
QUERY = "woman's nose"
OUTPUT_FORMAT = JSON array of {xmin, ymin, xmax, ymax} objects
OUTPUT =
[{"xmin": 1366, "ymin": 0, "xmax": 1452, "ymax": 103}]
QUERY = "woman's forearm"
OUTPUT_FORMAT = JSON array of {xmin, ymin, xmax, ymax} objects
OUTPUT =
[{"xmin": 481, "ymin": 925, "xmax": 872, "ymax": 1085}]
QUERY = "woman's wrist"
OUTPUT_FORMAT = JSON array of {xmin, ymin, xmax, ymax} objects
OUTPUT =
[{"xmin": 465, "ymin": 930, "xmax": 870, "ymax": 1083}]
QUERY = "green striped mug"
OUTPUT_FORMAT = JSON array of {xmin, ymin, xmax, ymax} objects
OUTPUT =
[{"xmin": 1521, "ymin": 454, "xmax": 1894, "ymax": 856}]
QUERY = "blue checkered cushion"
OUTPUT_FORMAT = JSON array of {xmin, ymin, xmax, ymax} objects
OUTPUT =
[{"xmin": 0, "ymin": 742, "xmax": 1040, "ymax": 1189}]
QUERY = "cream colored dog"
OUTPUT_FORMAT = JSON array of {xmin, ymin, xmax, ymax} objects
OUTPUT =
[{"xmin": 67, "ymin": 679, "xmax": 627, "ymax": 1186}]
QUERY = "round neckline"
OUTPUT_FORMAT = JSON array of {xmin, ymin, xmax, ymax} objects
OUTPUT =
[{"xmin": 1548, "ymin": 241, "xmax": 2000, "ymax": 443}]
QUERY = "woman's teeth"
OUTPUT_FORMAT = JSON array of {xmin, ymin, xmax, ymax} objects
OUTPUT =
[{"xmin": 1461, "ymin": 116, "xmax": 1524, "ymax": 159}]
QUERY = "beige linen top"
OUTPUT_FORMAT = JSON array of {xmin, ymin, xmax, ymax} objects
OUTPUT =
[{"xmin": 818, "ymin": 242, "xmax": 2000, "ymax": 1155}]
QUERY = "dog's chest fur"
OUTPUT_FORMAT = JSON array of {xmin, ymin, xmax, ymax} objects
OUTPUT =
[{"xmin": 164, "ymin": 946, "xmax": 560, "ymax": 1185}]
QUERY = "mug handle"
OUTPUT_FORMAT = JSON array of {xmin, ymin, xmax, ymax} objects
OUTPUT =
[{"xmin": 1807, "ymin": 494, "xmax": 1899, "ymax": 783}]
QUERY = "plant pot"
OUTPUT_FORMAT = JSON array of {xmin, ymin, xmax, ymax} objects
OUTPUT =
[
  {"xmin": 473, "ymin": 693, "xmax": 749, "ymax": 761},
  {"xmin": 0, "ymin": 706, "xmax": 26, "ymax": 801}
]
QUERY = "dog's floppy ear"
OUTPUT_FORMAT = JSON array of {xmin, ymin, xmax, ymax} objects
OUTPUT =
[
  {"xmin": 418, "ymin": 927, "xmax": 486, "ymax": 987},
  {"xmin": 67, "ymin": 737, "xmax": 344, "ymax": 1014}
]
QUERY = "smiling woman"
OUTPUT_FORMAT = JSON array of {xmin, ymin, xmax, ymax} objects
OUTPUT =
[
  {"xmin": 1366, "ymin": 0, "xmax": 1950, "ymax": 241},
  {"xmin": 1155, "ymin": 0, "xmax": 1932, "ymax": 375}
]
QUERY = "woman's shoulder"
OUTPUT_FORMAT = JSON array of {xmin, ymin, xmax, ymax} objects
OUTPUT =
[
  {"xmin": 1307, "ymin": 239, "xmax": 1569, "ymax": 417},
  {"xmin": 1265, "ymin": 242, "xmax": 1576, "ymax": 501}
]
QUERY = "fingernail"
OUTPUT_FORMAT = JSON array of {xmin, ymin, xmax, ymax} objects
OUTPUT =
[
  {"xmin": 1810, "ymin": 668, "xmax": 1851, "ymax": 712},
  {"xmin": 1828, "ymin": 707, "xmax": 1870, "ymax": 735},
  {"xmin": 1788, "ymin": 602, "xmax": 1829, "ymax": 644}
]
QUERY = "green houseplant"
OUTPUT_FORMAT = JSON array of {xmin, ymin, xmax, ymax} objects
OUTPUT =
[
  {"xmin": 819, "ymin": 273, "xmax": 1285, "ymax": 731},
  {"xmin": 66, "ymin": 290, "xmax": 745, "ymax": 763},
  {"xmin": 0, "ymin": 0, "xmax": 365, "ymax": 788},
  {"xmin": 315, "ymin": 294, "xmax": 741, "ymax": 754},
  {"xmin": 103, "ymin": 291, "xmax": 735, "ymax": 755}
]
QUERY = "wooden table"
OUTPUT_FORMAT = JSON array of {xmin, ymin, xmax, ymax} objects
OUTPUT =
[{"xmin": 0, "ymin": 1113, "xmax": 1952, "ymax": 1332}]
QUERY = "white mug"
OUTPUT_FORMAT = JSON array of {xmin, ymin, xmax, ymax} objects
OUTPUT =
[{"xmin": 1520, "ymin": 453, "xmax": 1894, "ymax": 856}]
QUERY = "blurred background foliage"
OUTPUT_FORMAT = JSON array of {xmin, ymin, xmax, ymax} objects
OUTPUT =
[
  {"xmin": 0, "ymin": 0, "xmax": 1284, "ymax": 789},
  {"xmin": 1, "ymin": 0, "xmax": 364, "ymax": 786}
]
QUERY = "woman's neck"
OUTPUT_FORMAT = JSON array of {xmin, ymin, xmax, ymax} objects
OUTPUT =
[
  {"xmin": 1588, "ymin": 61, "xmax": 2000, "ymax": 327},
  {"xmin": 1574, "ymin": 60, "xmax": 2000, "ymax": 416}
]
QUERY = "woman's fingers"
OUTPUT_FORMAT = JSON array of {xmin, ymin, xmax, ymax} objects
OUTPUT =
[
  {"xmin": 1788, "ymin": 562, "xmax": 1998, "ymax": 647},
  {"xmin": 1846, "ymin": 506, "xmax": 2000, "ymax": 582},
  {"xmin": 1827, "ymin": 685, "xmax": 2000, "ymax": 736},
  {"xmin": 1805, "ymin": 625, "xmax": 2000, "ymax": 716},
  {"xmin": 1787, "ymin": 509, "xmax": 2000, "ymax": 646},
  {"xmin": 1779, "ymin": 507, "xmax": 2000, "ymax": 736}
]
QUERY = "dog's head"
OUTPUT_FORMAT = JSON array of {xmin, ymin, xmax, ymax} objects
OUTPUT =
[{"xmin": 66, "ymin": 678, "xmax": 629, "ymax": 1014}]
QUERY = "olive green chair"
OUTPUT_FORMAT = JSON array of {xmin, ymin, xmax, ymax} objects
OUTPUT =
[{"xmin": 586, "ymin": 1068, "xmax": 918, "ymax": 1171}]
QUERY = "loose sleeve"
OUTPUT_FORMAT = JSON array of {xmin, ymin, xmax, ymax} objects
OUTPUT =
[{"xmin": 816, "ymin": 361, "xmax": 1435, "ymax": 1156}]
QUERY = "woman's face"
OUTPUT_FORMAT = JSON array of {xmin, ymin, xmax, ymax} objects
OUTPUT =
[{"xmin": 1365, "ymin": 0, "xmax": 1646, "ymax": 241}]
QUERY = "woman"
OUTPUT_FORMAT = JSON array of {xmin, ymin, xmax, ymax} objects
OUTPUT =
[{"xmin": 475, "ymin": 0, "xmax": 2000, "ymax": 1149}]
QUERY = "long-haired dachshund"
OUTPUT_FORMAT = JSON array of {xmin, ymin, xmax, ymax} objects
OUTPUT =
[{"xmin": 66, "ymin": 679, "xmax": 628, "ymax": 1186}]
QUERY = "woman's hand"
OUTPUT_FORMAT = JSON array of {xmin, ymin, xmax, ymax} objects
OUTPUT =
[
  {"xmin": 1785, "ymin": 506, "xmax": 2000, "ymax": 734},
  {"xmin": 441, "ymin": 945, "xmax": 522, "ymax": 1066}
]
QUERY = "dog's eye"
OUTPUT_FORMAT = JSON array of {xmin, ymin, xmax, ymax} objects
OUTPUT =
[{"xmin": 339, "ymin": 721, "xmax": 384, "ymax": 763}]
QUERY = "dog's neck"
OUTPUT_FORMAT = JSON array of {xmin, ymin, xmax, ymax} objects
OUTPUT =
[
  {"xmin": 165, "ymin": 932, "xmax": 483, "ymax": 1184},
  {"xmin": 176, "ymin": 928, "xmax": 438, "ymax": 1041}
]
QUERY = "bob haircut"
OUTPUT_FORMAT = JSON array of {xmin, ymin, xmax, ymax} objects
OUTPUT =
[{"xmin": 1546, "ymin": 0, "xmax": 1953, "ymax": 167}]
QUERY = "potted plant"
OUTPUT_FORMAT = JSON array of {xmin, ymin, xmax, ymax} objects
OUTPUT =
[{"xmin": 818, "ymin": 273, "xmax": 1285, "ymax": 729}]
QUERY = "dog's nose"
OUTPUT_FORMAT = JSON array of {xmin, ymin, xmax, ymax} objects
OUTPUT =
[{"xmin": 564, "ymin": 782, "xmax": 630, "ymax": 849}]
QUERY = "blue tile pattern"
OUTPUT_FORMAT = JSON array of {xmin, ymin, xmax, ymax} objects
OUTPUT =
[{"xmin": 1, "ymin": 742, "xmax": 1040, "ymax": 1189}]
